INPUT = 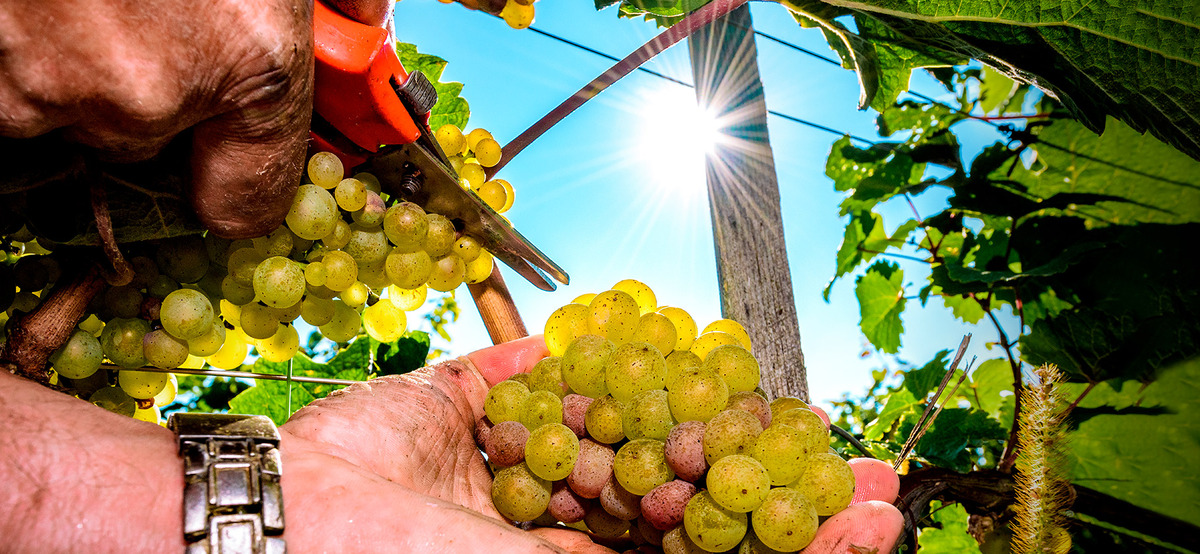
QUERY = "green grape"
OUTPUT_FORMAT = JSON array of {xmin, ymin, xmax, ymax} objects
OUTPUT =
[
  {"xmin": 491, "ymin": 462, "xmax": 552, "ymax": 522},
  {"xmin": 787, "ymin": 452, "xmax": 854, "ymax": 516},
  {"xmin": 142, "ymin": 329, "xmax": 189, "ymax": 369},
  {"xmin": 667, "ymin": 368, "xmax": 729, "ymax": 423},
  {"xmin": 154, "ymin": 373, "xmax": 178, "ymax": 408},
  {"xmin": 528, "ymin": 356, "xmax": 568, "ymax": 398},
  {"xmin": 239, "ymin": 302, "xmax": 279, "ymax": 340},
  {"xmin": 207, "ymin": 329, "xmax": 248, "ymax": 369},
  {"xmin": 622, "ymin": 389, "xmax": 675, "ymax": 441},
  {"xmin": 78, "ymin": 314, "xmax": 104, "ymax": 336},
  {"xmin": 423, "ymin": 214, "xmax": 456, "ymax": 258},
  {"xmin": 307, "ymin": 151, "xmax": 344, "ymax": 189},
  {"xmin": 382, "ymin": 202, "xmax": 428, "ymax": 252},
  {"xmin": 737, "ymin": 530, "xmax": 789, "ymax": 554},
  {"xmin": 657, "ymin": 306, "xmax": 697, "ymax": 352},
  {"xmin": 613, "ymin": 439, "xmax": 673, "ymax": 495},
  {"xmin": 561, "ymin": 334, "xmax": 614, "ymax": 399},
  {"xmin": 156, "ymin": 236, "xmax": 210, "ymax": 284},
  {"xmin": 221, "ymin": 275, "xmax": 255, "ymax": 306},
  {"xmin": 543, "ymin": 303, "xmax": 590, "ymax": 357},
  {"xmin": 252, "ymin": 256, "xmax": 304, "ymax": 309},
  {"xmin": 103, "ymin": 285, "xmax": 142, "ymax": 319},
  {"xmin": 343, "ymin": 224, "xmax": 389, "ymax": 265},
  {"xmin": 340, "ymin": 281, "xmax": 370, "ymax": 308},
  {"xmin": 7, "ymin": 290, "xmax": 38, "ymax": 316},
  {"xmin": 702, "ymin": 409, "xmax": 764, "ymax": 465},
  {"xmin": 299, "ymin": 296, "xmax": 336, "ymax": 327},
  {"xmin": 118, "ymin": 369, "xmax": 169, "ymax": 399},
  {"xmin": 465, "ymin": 128, "xmax": 493, "ymax": 151},
  {"xmin": 769, "ymin": 397, "xmax": 808, "ymax": 420},
  {"xmin": 322, "ymin": 219, "xmax": 352, "ymax": 250},
  {"xmin": 286, "ymin": 184, "xmax": 339, "ymax": 240},
  {"xmin": 605, "ymin": 341, "xmax": 666, "ymax": 404},
  {"xmin": 476, "ymin": 180, "xmax": 507, "ymax": 211},
  {"xmin": 485, "ymin": 380, "xmax": 531, "ymax": 424},
  {"xmin": 691, "ymin": 331, "xmax": 740, "ymax": 360},
  {"xmin": 100, "ymin": 318, "xmax": 150, "ymax": 368},
  {"xmin": 749, "ymin": 424, "xmax": 808, "ymax": 485},
  {"xmin": 495, "ymin": 179, "xmax": 515, "ymax": 213},
  {"xmin": 258, "ymin": 324, "xmax": 299, "ymax": 363},
  {"xmin": 584, "ymin": 395, "xmax": 626, "ymax": 444},
  {"xmin": 318, "ymin": 301, "xmax": 361, "ymax": 343},
  {"xmin": 587, "ymin": 290, "xmax": 640, "ymax": 345},
  {"xmin": 356, "ymin": 259, "xmax": 389, "ymax": 291},
  {"xmin": 702, "ymin": 319, "xmax": 752, "ymax": 350},
  {"xmin": 133, "ymin": 405, "xmax": 161, "ymax": 424},
  {"xmin": 500, "ymin": 0, "xmax": 534, "ymax": 29},
  {"xmin": 683, "ymin": 491, "xmax": 747, "ymax": 552},
  {"xmin": 464, "ymin": 250, "xmax": 493, "ymax": 284},
  {"xmin": 265, "ymin": 298, "xmax": 303, "ymax": 325},
  {"xmin": 89, "ymin": 386, "xmax": 137, "ymax": 417},
  {"xmin": 426, "ymin": 255, "xmax": 465, "ymax": 292},
  {"xmin": 384, "ymin": 249, "xmax": 432, "ymax": 289},
  {"xmin": 334, "ymin": 178, "xmax": 367, "ymax": 212},
  {"xmin": 434, "ymin": 124, "xmax": 465, "ymax": 156},
  {"xmin": 50, "ymin": 329, "xmax": 103, "ymax": 379},
  {"xmin": 387, "ymin": 284, "xmax": 427, "ymax": 311},
  {"xmin": 726, "ymin": 390, "xmax": 771, "ymax": 428},
  {"xmin": 772, "ymin": 408, "xmax": 829, "ymax": 457},
  {"xmin": 664, "ymin": 350, "xmax": 703, "ymax": 390},
  {"xmin": 203, "ymin": 235, "xmax": 231, "ymax": 265},
  {"xmin": 520, "ymin": 390, "xmax": 564, "ymax": 430},
  {"xmin": 252, "ymin": 226, "xmax": 293, "ymax": 257},
  {"xmin": 612, "ymin": 279, "xmax": 656, "ymax": 315},
  {"xmin": 362, "ymin": 299, "xmax": 406, "ymax": 342},
  {"xmin": 702, "ymin": 344, "xmax": 760, "ymax": 393},
  {"xmin": 226, "ymin": 246, "xmax": 264, "ymax": 287},
  {"xmin": 460, "ymin": 163, "xmax": 486, "ymax": 189},
  {"xmin": 633, "ymin": 311, "xmax": 677, "ymax": 356},
  {"xmin": 160, "ymin": 289, "xmax": 214, "ymax": 341},
  {"xmin": 751, "ymin": 487, "xmax": 818, "ymax": 551},
  {"xmin": 525, "ymin": 423, "xmax": 579, "ymax": 481},
  {"xmin": 304, "ymin": 261, "xmax": 328, "ymax": 287},
  {"xmin": 706, "ymin": 454, "xmax": 770, "ymax": 512},
  {"xmin": 453, "ymin": 236, "xmax": 481, "ymax": 262},
  {"xmin": 474, "ymin": 138, "xmax": 503, "ymax": 167},
  {"xmin": 583, "ymin": 505, "xmax": 629, "ymax": 539},
  {"xmin": 321, "ymin": 250, "xmax": 358, "ymax": 292}
]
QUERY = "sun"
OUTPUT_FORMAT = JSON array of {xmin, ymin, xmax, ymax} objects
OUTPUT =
[{"xmin": 633, "ymin": 85, "xmax": 723, "ymax": 194}]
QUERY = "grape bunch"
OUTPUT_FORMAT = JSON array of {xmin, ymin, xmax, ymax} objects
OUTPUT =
[
  {"xmin": 439, "ymin": 0, "xmax": 539, "ymax": 30},
  {"xmin": 1, "ymin": 148, "xmax": 506, "ymax": 424},
  {"xmin": 479, "ymin": 280, "xmax": 861, "ymax": 553},
  {"xmin": 433, "ymin": 124, "xmax": 516, "ymax": 215}
]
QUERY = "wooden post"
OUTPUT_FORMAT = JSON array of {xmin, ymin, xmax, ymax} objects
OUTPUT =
[{"xmin": 688, "ymin": 6, "xmax": 809, "ymax": 400}]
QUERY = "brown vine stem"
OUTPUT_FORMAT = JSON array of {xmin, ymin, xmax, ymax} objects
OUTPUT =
[
  {"xmin": 90, "ymin": 179, "xmax": 134, "ymax": 286},
  {"xmin": 1, "ymin": 265, "xmax": 105, "ymax": 383},
  {"xmin": 986, "ymin": 303, "xmax": 1025, "ymax": 473},
  {"xmin": 1059, "ymin": 381, "xmax": 1097, "ymax": 420},
  {"xmin": 483, "ymin": 0, "xmax": 749, "ymax": 180}
]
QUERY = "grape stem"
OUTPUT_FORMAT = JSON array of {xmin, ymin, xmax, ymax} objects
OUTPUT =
[
  {"xmin": 484, "ymin": 0, "xmax": 750, "ymax": 180},
  {"xmin": 830, "ymin": 424, "xmax": 875, "ymax": 458},
  {"xmin": 1, "ymin": 264, "xmax": 105, "ymax": 383}
]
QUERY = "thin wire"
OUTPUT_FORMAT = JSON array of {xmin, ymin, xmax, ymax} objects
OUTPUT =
[{"xmin": 521, "ymin": 22, "xmax": 876, "ymax": 145}]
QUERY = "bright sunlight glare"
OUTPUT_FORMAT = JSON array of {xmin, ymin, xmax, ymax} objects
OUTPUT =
[{"xmin": 633, "ymin": 85, "xmax": 723, "ymax": 194}]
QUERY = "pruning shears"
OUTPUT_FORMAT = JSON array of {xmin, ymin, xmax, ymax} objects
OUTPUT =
[{"xmin": 310, "ymin": 0, "xmax": 567, "ymax": 294}]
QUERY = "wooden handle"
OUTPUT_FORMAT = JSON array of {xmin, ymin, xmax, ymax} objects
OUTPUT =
[{"xmin": 467, "ymin": 265, "xmax": 528, "ymax": 345}]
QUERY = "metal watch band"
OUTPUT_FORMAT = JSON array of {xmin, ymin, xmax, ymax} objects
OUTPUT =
[{"xmin": 168, "ymin": 413, "xmax": 286, "ymax": 554}]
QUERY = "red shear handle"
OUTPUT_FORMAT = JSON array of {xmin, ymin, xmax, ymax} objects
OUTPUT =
[{"xmin": 313, "ymin": 0, "xmax": 420, "ymax": 158}]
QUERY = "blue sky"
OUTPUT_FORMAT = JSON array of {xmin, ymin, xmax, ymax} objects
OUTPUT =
[{"xmin": 392, "ymin": 0, "xmax": 1021, "ymax": 404}]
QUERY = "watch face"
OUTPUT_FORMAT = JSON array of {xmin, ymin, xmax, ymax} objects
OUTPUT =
[{"xmin": 169, "ymin": 413, "xmax": 281, "ymax": 442}]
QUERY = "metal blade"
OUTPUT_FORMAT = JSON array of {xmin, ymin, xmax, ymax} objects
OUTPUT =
[{"xmin": 364, "ymin": 137, "xmax": 569, "ymax": 291}]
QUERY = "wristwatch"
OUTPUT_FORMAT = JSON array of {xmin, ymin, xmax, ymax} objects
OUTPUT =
[{"xmin": 168, "ymin": 413, "xmax": 286, "ymax": 554}]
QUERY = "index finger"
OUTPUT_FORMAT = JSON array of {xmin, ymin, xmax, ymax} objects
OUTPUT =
[{"xmin": 466, "ymin": 334, "xmax": 550, "ymax": 386}]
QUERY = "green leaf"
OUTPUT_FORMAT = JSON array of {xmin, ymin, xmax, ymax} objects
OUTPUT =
[
  {"xmin": 917, "ymin": 408, "xmax": 1006, "ymax": 472},
  {"xmin": 254, "ymin": 339, "xmax": 369, "ymax": 399},
  {"xmin": 917, "ymin": 501, "xmax": 984, "ymax": 554},
  {"xmin": 1012, "ymin": 117, "xmax": 1200, "ymax": 226},
  {"xmin": 978, "ymin": 65, "xmax": 1016, "ymax": 115},
  {"xmin": 373, "ymin": 331, "xmax": 431, "ymax": 376},
  {"xmin": 941, "ymin": 293, "xmax": 985, "ymax": 324},
  {"xmin": 855, "ymin": 260, "xmax": 906, "ymax": 353},
  {"xmin": 962, "ymin": 358, "xmax": 1012, "ymax": 419},
  {"xmin": 1064, "ymin": 357, "xmax": 1200, "ymax": 527},
  {"xmin": 395, "ymin": 43, "xmax": 470, "ymax": 131},
  {"xmin": 903, "ymin": 349, "xmax": 950, "ymax": 400},
  {"xmin": 228, "ymin": 379, "xmax": 316, "ymax": 426},
  {"xmin": 864, "ymin": 387, "xmax": 918, "ymax": 441}
]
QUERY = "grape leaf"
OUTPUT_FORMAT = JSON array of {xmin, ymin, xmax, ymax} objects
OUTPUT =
[
  {"xmin": 961, "ymin": 358, "xmax": 1012, "ymax": 419},
  {"xmin": 917, "ymin": 501, "xmax": 984, "ymax": 554},
  {"xmin": 854, "ymin": 260, "xmax": 906, "ymax": 353},
  {"xmin": 228, "ymin": 379, "xmax": 316, "ymax": 426},
  {"xmin": 864, "ymin": 387, "xmax": 918, "ymax": 441},
  {"xmin": 372, "ymin": 331, "xmax": 431, "ymax": 376},
  {"xmin": 1063, "ymin": 357, "xmax": 1200, "ymax": 527},
  {"xmin": 916, "ymin": 407, "xmax": 1006, "ymax": 472},
  {"xmin": 395, "ymin": 43, "xmax": 471, "ymax": 131},
  {"xmin": 978, "ymin": 65, "xmax": 1016, "ymax": 115},
  {"xmin": 941, "ymin": 293, "xmax": 984, "ymax": 324},
  {"xmin": 903, "ymin": 349, "xmax": 949, "ymax": 400}
]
